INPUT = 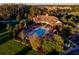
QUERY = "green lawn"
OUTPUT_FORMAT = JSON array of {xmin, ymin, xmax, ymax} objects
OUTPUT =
[
  {"xmin": 0, "ymin": 31, "xmax": 43, "ymax": 55},
  {"xmin": 0, "ymin": 39, "xmax": 27, "ymax": 55}
]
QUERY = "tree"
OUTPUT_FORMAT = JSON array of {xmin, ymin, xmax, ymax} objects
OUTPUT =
[
  {"xmin": 42, "ymin": 39, "xmax": 55, "ymax": 54},
  {"xmin": 53, "ymin": 34, "xmax": 64, "ymax": 53},
  {"xmin": 28, "ymin": 6, "xmax": 36, "ymax": 20},
  {"xmin": 6, "ymin": 24, "xmax": 14, "ymax": 33},
  {"xmin": 41, "ymin": 34, "xmax": 64, "ymax": 54},
  {"xmin": 16, "ymin": 14, "xmax": 21, "ymax": 22}
]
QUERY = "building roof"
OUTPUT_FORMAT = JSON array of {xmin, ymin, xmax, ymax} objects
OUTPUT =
[{"xmin": 33, "ymin": 15, "xmax": 61, "ymax": 27}]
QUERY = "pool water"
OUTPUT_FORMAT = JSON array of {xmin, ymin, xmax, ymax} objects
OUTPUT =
[{"xmin": 31, "ymin": 27, "xmax": 47, "ymax": 38}]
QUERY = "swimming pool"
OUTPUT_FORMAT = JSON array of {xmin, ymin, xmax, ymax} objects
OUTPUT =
[{"xmin": 31, "ymin": 27, "xmax": 47, "ymax": 38}]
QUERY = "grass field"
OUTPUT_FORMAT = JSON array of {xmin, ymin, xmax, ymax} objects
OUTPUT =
[{"xmin": 0, "ymin": 31, "xmax": 44, "ymax": 55}]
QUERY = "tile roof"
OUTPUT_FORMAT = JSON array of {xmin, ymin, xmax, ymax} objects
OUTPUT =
[{"xmin": 33, "ymin": 15, "xmax": 61, "ymax": 27}]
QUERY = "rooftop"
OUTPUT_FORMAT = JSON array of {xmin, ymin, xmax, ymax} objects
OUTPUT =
[{"xmin": 33, "ymin": 15, "xmax": 62, "ymax": 27}]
